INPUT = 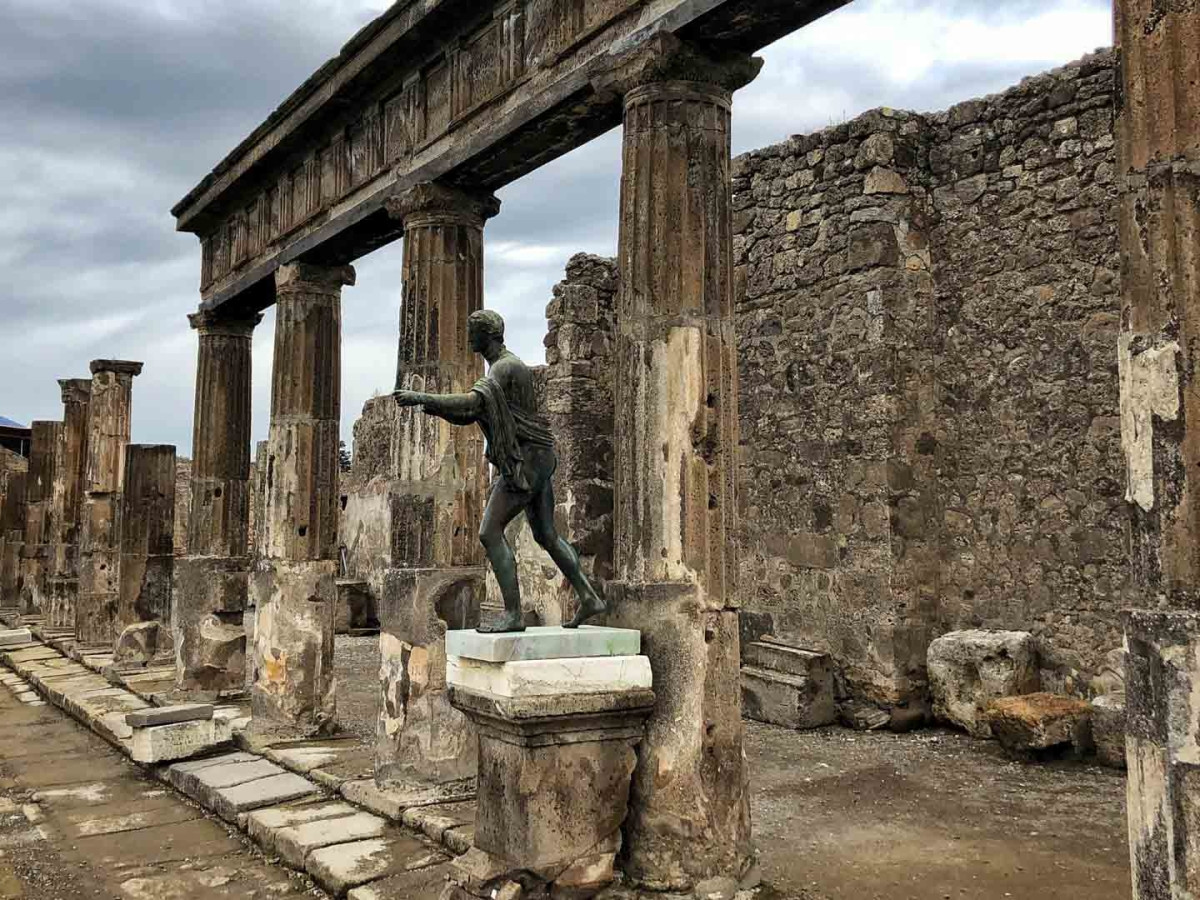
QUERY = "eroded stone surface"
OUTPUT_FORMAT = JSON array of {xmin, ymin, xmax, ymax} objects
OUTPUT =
[
  {"xmin": 984, "ymin": 693, "xmax": 1092, "ymax": 755},
  {"xmin": 447, "ymin": 655, "xmax": 651, "ymax": 698},
  {"xmin": 928, "ymin": 631, "xmax": 1040, "ymax": 738},
  {"xmin": 446, "ymin": 625, "xmax": 640, "ymax": 663}
]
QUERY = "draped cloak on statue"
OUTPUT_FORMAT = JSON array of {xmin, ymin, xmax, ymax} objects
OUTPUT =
[{"xmin": 470, "ymin": 367, "xmax": 554, "ymax": 493}]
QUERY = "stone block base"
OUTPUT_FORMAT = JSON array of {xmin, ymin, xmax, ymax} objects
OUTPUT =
[
  {"xmin": 1090, "ymin": 692, "xmax": 1126, "ymax": 769},
  {"xmin": 928, "ymin": 630, "xmax": 1040, "ymax": 738},
  {"xmin": 741, "ymin": 640, "xmax": 835, "ymax": 730},
  {"xmin": 249, "ymin": 558, "xmax": 337, "ymax": 736},
  {"xmin": 449, "ymin": 685, "xmax": 653, "ymax": 891},
  {"xmin": 129, "ymin": 718, "xmax": 229, "ymax": 764},
  {"xmin": 174, "ymin": 556, "xmax": 249, "ymax": 693},
  {"xmin": 376, "ymin": 566, "xmax": 485, "ymax": 788}
]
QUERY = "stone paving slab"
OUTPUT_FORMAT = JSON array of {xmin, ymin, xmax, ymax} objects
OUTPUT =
[
  {"xmin": 307, "ymin": 835, "xmax": 448, "ymax": 896},
  {"xmin": 0, "ymin": 628, "xmax": 33, "ymax": 647},
  {"xmin": 64, "ymin": 801, "xmax": 200, "ymax": 838},
  {"xmin": 247, "ymin": 800, "xmax": 360, "ymax": 854},
  {"xmin": 211, "ymin": 773, "xmax": 322, "ymax": 823},
  {"xmin": 276, "ymin": 811, "xmax": 391, "ymax": 868},
  {"xmin": 341, "ymin": 777, "xmax": 476, "ymax": 820},
  {"xmin": 168, "ymin": 757, "xmax": 287, "ymax": 802},
  {"xmin": 446, "ymin": 625, "xmax": 640, "ymax": 662},
  {"xmin": 346, "ymin": 860, "xmax": 455, "ymax": 900},
  {"xmin": 401, "ymin": 801, "xmax": 476, "ymax": 844}
]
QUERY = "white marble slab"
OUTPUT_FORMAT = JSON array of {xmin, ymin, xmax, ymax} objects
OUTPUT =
[
  {"xmin": 445, "ymin": 625, "xmax": 640, "ymax": 662},
  {"xmin": 448, "ymin": 655, "xmax": 652, "ymax": 698}
]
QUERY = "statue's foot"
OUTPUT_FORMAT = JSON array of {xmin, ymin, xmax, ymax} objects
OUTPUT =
[
  {"xmin": 564, "ymin": 594, "xmax": 606, "ymax": 629},
  {"xmin": 477, "ymin": 611, "xmax": 526, "ymax": 634}
]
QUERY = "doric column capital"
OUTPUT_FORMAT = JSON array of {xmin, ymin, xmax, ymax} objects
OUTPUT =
[
  {"xmin": 274, "ymin": 262, "xmax": 357, "ymax": 297},
  {"xmin": 58, "ymin": 379, "xmax": 92, "ymax": 405},
  {"xmin": 89, "ymin": 359, "xmax": 144, "ymax": 377},
  {"xmin": 385, "ymin": 182, "xmax": 501, "ymax": 230},
  {"xmin": 188, "ymin": 308, "xmax": 264, "ymax": 338},
  {"xmin": 592, "ymin": 32, "xmax": 763, "ymax": 103}
]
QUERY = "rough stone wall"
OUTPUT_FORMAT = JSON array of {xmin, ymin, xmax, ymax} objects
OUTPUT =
[
  {"xmin": 0, "ymin": 447, "xmax": 28, "ymax": 504},
  {"xmin": 481, "ymin": 254, "xmax": 618, "ymax": 623},
  {"xmin": 174, "ymin": 458, "xmax": 192, "ymax": 557},
  {"xmin": 734, "ymin": 51, "xmax": 1125, "ymax": 709}
]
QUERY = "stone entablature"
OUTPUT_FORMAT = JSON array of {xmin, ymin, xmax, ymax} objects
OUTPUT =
[{"xmin": 170, "ymin": 0, "xmax": 851, "ymax": 314}]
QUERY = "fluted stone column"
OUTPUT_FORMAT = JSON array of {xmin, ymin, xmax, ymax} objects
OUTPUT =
[
  {"xmin": 1114, "ymin": 2, "xmax": 1200, "ymax": 897},
  {"xmin": 77, "ymin": 359, "xmax": 142, "ymax": 645},
  {"xmin": 47, "ymin": 379, "xmax": 92, "ymax": 630},
  {"xmin": 113, "ymin": 444, "xmax": 176, "ymax": 663},
  {"xmin": 0, "ymin": 472, "xmax": 26, "ymax": 611},
  {"xmin": 249, "ymin": 262, "xmax": 353, "ymax": 735},
  {"xmin": 175, "ymin": 311, "xmax": 261, "ymax": 693},
  {"xmin": 373, "ymin": 183, "xmax": 497, "ymax": 788},
  {"xmin": 19, "ymin": 420, "xmax": 63, "ymax": 619},
  {"xmin": 597, "ymin": 35, "xmax": 761, "ymax": 891}
]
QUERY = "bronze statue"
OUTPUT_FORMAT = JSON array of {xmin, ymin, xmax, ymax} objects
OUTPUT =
[{"xmin": 394, "ymin": 310, "xmax": 607, "ymax": 633}]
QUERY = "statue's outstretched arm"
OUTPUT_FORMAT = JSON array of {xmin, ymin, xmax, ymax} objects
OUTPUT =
[{"xmin": 394, "ymin": 389, "xmax": 482, "ymax": 425}]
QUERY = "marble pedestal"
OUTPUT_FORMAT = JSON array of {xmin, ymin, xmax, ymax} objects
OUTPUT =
[{"xmin": 447, "ymin": 626, "xmax": 653, "ymax": 900}]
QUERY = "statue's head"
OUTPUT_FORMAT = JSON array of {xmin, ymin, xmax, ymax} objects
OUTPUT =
[{"xmin": 468, "ymin": 309, "xmax": 505, "ymax": 353}]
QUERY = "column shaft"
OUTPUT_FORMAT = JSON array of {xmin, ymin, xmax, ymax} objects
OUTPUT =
[
  {"xmin": 174, "ymin": 311, "xmax": 260, "ymax": 694},
  {"xmin": 1116, "ymin": 2, "xmax": 1200, "ymax": 897},
  {"xmin": 373, "ymin": 182, "xmax": 497, "ymax": 788},
  {"xmin": 1, "ymin": 472, "xmax": 27, "ymax": 610},
  {"xmin": 250, "ymin": 262, "xmax": 353, "ymax": 734},
  {"xmin": 48, "ymin": 379, "xmax": 91, "ymax": 630},
  {"xmin": 20, "ymin": 420, "xmax": 63, "ymax": 618},
  {"xmin": 77, "ymin": 360, "xmax": 142, "ymax": 644},
  {"xmin": 602, "ymin": 37, "xmax": 761, "ymax": 891},
  {"xmin": 116, "ymin": 445, "xmax": 176, "ymax": 631}
]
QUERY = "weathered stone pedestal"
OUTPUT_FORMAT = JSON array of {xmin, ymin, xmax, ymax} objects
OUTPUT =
[
  {"xmin": 174, "ymin": 556, "xmax": 250, "ymax": 694},
  {"xmin": 376, "ymin": 566, "xmax": 486, "ymax": 788},
  {"xmin": 446, "ymin": 626, "xmax": 652, "ymax": 900}
]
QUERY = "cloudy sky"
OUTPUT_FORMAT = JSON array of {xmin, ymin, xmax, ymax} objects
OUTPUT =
[{"xmin": 0, "ymin": 0, "xmax": 1113, "ymax": 458}]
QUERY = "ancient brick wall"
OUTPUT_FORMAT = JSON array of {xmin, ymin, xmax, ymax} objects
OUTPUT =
[{"xmin": 734, "ymin": 51, "xmax": 1125, "ymax": 711}]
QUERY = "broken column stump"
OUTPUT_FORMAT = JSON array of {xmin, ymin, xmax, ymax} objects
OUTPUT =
[
  {"xmin": 175, "ymin": 310, "xmax": 261, "ymax": 695},
  {"xmin": 47, "ymin": 378, "xmax": 92, "ymax": 631},
  {"xmin": 113, "ymin": 444, "xmax": 176, "ymax": 667},
  {"xmin": 249, "ymin": 263, "xmax": 352, "ymax": 736},
  {"xmin": 446, "ymin": 625, "xmax": 653, "ymax": 900},
  {"xmin": 77, "ymin": 359, "xmax": 142, "ymax": 646},
  {"xmin": 19, "ymin": 420, "xmax": 63, "ymax": 618}
]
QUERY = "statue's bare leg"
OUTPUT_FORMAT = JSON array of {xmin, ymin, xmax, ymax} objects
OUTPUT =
[
  {"xmin": 477, "ymin": 479, "xmax": 528, "ymax": 633},
  {"xmin": 528, "ymin": 478, "xmax": 606, "ymax": 629}
]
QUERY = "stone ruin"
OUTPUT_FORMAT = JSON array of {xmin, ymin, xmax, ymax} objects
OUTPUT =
[{"xmin": 1, "ymin": 0, "xmax": 1199, "ymax": 897}]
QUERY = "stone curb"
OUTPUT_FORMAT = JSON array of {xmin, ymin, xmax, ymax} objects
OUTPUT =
[{"xmin": 0, "ymin": 632, "xmax": 467, "ymax": 898}]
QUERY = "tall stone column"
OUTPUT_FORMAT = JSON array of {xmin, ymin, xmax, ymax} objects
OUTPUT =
[
  {"xmin": 114, "ymin": 444, "xmax": 176, "ymax": 663},
  {"xmin": 47, "ymin": 379, "xmax": 92, "ymax": 630},
  {"xmin": 0, "ymin": 473, "xmax": 26, "ymax": 612},
  {"xmin": 249, "ymin": 262, "xmax": 353, "ymax": 735},
  {"xmin": 373, "ymin": 182, "xmax": 497, "ymax": 788},
  {"xmin": 77, "ymin": 359, "xmax": 142, "ymax": 645},
  {"xmin": 175, "ymin": 310, "xmax": 261, "ymax": 693},
  {"xmin": 19, "ymin": 420, "xmax": 63, "ymax": 619},
  {"xmin": 597, "ymin": 35, "xmax": 761, "ymax": 891},
  {"xmin": 1115, "ymin": 2, "xmax": 1200, "ymax": 897}
]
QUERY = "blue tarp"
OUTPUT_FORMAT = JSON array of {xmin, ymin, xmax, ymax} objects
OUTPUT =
[{"xmin": 0, "ymin": 416, "xmax": 27, "ymax": 429}]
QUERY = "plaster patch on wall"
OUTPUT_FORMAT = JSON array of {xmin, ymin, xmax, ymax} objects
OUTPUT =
[{"xmin": 1118, "ymin": 334, "xmax": 1181, "ymax": 512}]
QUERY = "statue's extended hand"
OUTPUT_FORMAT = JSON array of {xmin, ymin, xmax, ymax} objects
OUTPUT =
[{"xmin": 393, "ymin": 390, "xmax": 424, "ymax": 408}]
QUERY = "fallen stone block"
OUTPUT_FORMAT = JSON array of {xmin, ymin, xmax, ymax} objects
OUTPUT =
[
  {"xmin": 113, "ymin": 621, "xmax": 164, "ymax": 668},
  {"xmin": 741, "ymin": 641, "xmax": 835, "ymax": 730},
  {"xmin": 126, "ymin": 703, "xmax": 213, "ymax": 728},
  {"xmin": 928, "ymin": 630, "xmax": 1039, "ymax": 737},
  {"xmin": 984, "ymin": 692, "xmax": 1092, "ymax": 757},
  {"xmin": 275, "ymin": 811, "xmax": 390, "ymax": 868},
  {"xmin": 129, "ymin": 718, "xmax": 229, "ymax": 764},
  {"xmin": 0, "ymin": 628, "xmax": 32, "ymax": 647},
  {"xmin": 1090, "ymin": 692, "xmax": 1126, "ymax": 769}
]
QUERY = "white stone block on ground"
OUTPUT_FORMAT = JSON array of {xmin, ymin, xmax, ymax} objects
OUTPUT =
[
  {"xmin": 307, "ymin": 835, "xmax": 446, "ymax": 896},
  {"xmin": 129, "ymin": 719, "xmax": 229, "ymax": 764},
  {"xmin": 447, "ymin": 655, "xmax": 652, "ymax": 697},
  {"xmin": 126, "ymin": 703, "xmax": 213, "ymax": 728},
  {"xmin": 275, "ymin": 811, "xmax": 390, "ymax": 868},
  {"xmin": 927, "ymin": 629, "xmax": 1039, "ymax": 737},
  {"xmin": 0, "ymin": 628, "xmax": 32, "ymax": 647},
  {"xmin": 446, "ymin": 625, "xmax": 640, "ymax": 663}
]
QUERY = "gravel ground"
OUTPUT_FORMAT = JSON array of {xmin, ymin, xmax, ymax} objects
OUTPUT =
[{"xmin": 334, "ymin": 633, "xmax": 380, "ymax": 742}]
